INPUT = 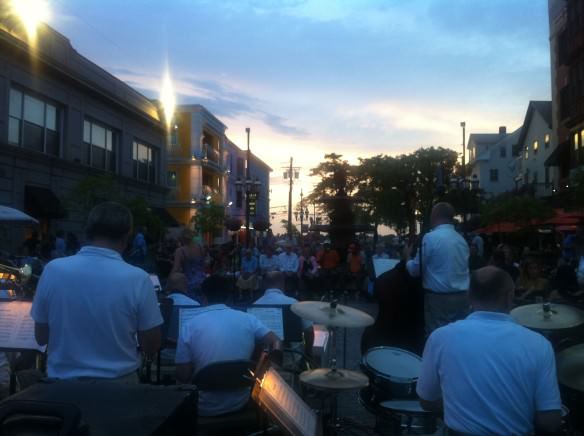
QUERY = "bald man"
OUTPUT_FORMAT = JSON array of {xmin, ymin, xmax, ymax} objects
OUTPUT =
[
  {"xmin": 406, "ymin": 202, "xmax": 470, "ymax": 334},
  {"xmin": 417, "ymin": 267, "xmax": 561, "ymax": 435}
]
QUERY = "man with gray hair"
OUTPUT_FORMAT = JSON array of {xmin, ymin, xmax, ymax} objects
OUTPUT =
[
  {"xmin": 417, "ymin": 266, "xmax": 561, "ymax": 435},
  {"xmin": 31, "ymin": 202, "xmax": 163, "ymax": 381},
  {"xmin": 406, "ymin": 202, "xmax": 470, "ymax": 334}
]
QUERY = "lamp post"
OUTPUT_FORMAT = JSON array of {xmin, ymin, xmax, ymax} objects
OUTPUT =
[
  {"xmin": 460, "ymin": 121, "xmax": 467, "ymax": 227},
  {"xmin": 235, "ymin": 128, "xmax": 261, "ymax": 248}
]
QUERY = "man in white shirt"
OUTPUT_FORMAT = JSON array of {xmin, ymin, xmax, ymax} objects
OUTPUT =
[
  {"xmin": 31, "ymin": 202, "xmax": 163, "ymax": 380},
  {"xmin": 278, "ymin": 243, "xmax": 299, "ymax": 295},
  {"xmin": 254, "ymin": 272, "xmax": 314, "ymax": 352},
  {"xmin": 176, "ymin": 275, "xmax": 281, "ymax": 416},
  {"xmin": 406, "ymin": 202, "xmax": 470, "ymax": 334},
  {"xmin": 417, "ymin": 266, "xmax": 562, "ymax": 435},
  {"xmin": 259, "ymin": 246, "xmax": 280, "ymax": 274}
]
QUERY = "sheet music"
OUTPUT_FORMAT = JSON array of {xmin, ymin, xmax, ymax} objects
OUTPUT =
[
  {"xmin": 247, "ymin": 307, "xmax": 284, "ymax": 340},
  {"xmin": 373, "ymin": 258, "xmax": 400, "ymax": 278},
  {"xmin": 259, "ymin": 368, "xmax": 318, "ymax": 436},
  {"xmin": 0, "ymin": 301, "xmax": 46, "ymax": 352},
  {"xmin": 149, "ymin": 274, "xmax": 161, "ymax": 291}
]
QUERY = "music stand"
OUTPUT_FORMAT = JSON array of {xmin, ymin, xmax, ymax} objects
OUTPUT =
[
  {"xmin": 252, "ymin": 365, "xmax": 322, "ymax": 436},
  {"xmin": 246, "ymin": 304, "xmax": 304, "ymax": 343},
  {"xmin": 0, "ymin": 300, "xmax": 46, "ymax": 394}
]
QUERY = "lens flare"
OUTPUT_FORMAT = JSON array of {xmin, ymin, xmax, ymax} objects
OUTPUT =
[
  {"xmin": 10, "ymin": 0, "xmax": 50, "ymax": 41},
  {"xmin": 160, "ymin": 70, "xmax": 176, "ymax": 130}
]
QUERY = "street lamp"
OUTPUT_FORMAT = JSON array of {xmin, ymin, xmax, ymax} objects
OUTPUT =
[{"xmin": 236, "ymin": 130, "xmax": 262, "ymax": 248}]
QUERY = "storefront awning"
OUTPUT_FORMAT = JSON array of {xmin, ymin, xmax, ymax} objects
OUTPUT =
[{"xmin": 24, "ymin": 185, "xmax": 66, "ymax": 219}]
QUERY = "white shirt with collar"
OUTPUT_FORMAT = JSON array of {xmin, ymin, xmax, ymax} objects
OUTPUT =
[
  {"xmin": 259, "ymin": 254, "xmax": 280, "ymax": 272},
  {"xmin": 175, "ymin": 304, "xmax": 270, "ymax": 416},
  {"xmin": 278, "ymin": 252, "xmax": 299, "ymax": 273},
  {"xmin": 254, "ymin": 288, "xmax": 312, "ymax": 330},
  {"xmin": 417, "ymin": 311, "xmax": 561, "ymax": 435},
  {"xmin": 31, "ymin": 246, "xmax": 163, "ymax": 379},
  {"xmin": 406, "ymin": 224, "xmax": 470, "ymax": 293}
]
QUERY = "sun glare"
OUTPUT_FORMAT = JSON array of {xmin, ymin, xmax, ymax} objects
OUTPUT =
[
  {"xmin": 10, "ymin": 0, "xmax": 51, "ymax": 41},
  {"xmin": 160, "ymin": 70, "xmax": 176, "ymax": 129}
]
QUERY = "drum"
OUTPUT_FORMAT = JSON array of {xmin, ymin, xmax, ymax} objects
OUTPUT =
[
  {"xmin": 361, "ymin": 347, "xmax": 422, "ymax": 401},
  {"xmin": 377, "ymin": 400, "xmax": 437, "ymax": 435}
]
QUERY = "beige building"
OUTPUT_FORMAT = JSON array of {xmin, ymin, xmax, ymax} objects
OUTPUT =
[{"xmin": 166, "ymin": 105, "xmax": 228, "ymax": 227}]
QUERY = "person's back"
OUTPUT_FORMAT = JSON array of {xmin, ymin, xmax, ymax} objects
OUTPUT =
[
  {"xmin": 35, "ymin": 250, "xmax": 156, "ymax": 378},
  {"xmin": 424, "ymin": 314, "xmax": 557, "ymax": 434},
  {"xmin": 175, "ymin": 275, "xmax": 279, "ymax": 416},
  {"xmin": 417, "ymin": 266, "xmax": 561, "ymax": 435},
  {"xmin": 31, "ymin": 202, "xmax": 162, "ymax": 380}
]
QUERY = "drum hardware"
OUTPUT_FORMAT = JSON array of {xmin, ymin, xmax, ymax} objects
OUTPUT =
[
  {"xmin": 293, "ymin": 299, "xmax": 373, "ymax": 434},
  {"xmin": 510, "ymin": 303, "xmax": 584, "ymax": 330}
]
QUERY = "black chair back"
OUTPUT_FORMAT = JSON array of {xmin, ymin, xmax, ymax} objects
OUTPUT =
[
  {"xmin": 0, "ymin": 400, "xmax": 83, "ymax": 436},
  {"xmin": 193, "ymin": 360, "xmax": 254, "ymax": 391},
  {"xmin": 158, "ymin": 297, "xmax": 174, "ymax": 342}
]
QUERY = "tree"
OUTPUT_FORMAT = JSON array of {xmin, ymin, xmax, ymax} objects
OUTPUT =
[
  {"xmin": 192, "ymin": 202, "xmax": 225, "ymax": 238},
  {"xmin": 305, "ymin": 153, "xmax": 357, "ymax": 213},
  {"xmin": 67, "ymin": 174, "xmax": 123, "ymax": 217},
  {"xmin": 481, "ymin": 194, "xmax": 554, "ymax": 228},
  {"xmin": 356, "ymin": 147, "xmax": 458, "ymax": 235},
  {"xmin": 279, "ymin": 219, "xmax": 299, "ymax": 236}
]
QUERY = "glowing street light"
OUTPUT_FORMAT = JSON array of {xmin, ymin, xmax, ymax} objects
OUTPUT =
[
  {"xmin": 10, "ymin": 0, "xmax": 50, "ymax": 41},
  {"xmin": 160, "ymin": 70, "xmax": 176, "ymax": 130}
]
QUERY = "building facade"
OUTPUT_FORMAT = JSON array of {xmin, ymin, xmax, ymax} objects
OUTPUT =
[
  {"xmin": 224, "ymin": 138, "xmax": 271, "ymax": 229},
  {"xmin": 166, "ymin": 105, "xmax": 228, "ymax": 228},
  {"xmin": 548, "ymin": 0, "xmax": 584, "ymax": 182},
  {"xmin": 467, "ymin": 126, "xmax": 518, "ymax": 196},
  {"xmin": 0, "ymin": 23, "xmax": 167, "ymax": 242},
  {"xmin": 515, "ymin": 101, "xmax": 558, "ymax": 197}
]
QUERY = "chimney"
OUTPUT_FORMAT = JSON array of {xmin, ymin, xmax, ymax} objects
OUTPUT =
[{"xmin": 499, "ymin": 126, "xmax": 507, "ymax": 135}]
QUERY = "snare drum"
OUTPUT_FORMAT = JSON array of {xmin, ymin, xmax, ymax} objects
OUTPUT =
[
  {"xmin": 361, "ymin": 347, "xmax": 422, "ymax": 401},
  {"xmin": 378, "ymin": 400, "xmax": 438, "ymax": 435}
]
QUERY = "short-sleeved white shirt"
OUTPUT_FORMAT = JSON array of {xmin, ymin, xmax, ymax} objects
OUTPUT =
[
  {"xmin": 417, "ymin": 311, "xmax": 561, "ymax": 435},
  {"xmin": 175, "ymin": 304, "xmax": 270, "ymax": 416},
  {"xmin": 31, "ymin": 246, "xmax": 163, "ymax": 379}
]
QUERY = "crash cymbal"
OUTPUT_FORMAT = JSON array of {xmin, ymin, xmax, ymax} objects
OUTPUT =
[
  {"xmin": 300, "ymin": 368, "xmax": 369, "ymax": 391},
  {"xmin": 510, "ymin": 304, "xmax": 584, "ymax": 330},
  {"xmin": 557, "ymin": 344, "xmax": 584, "ymax": 393},
  {"xmin": 291, "ymin": 301, "xmax": 374, "ymax": 328}
]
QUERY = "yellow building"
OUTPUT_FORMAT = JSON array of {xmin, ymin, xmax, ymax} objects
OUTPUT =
[{"xmin": 166, "ymin": 105, "xmax": 228, "ymax": 227}]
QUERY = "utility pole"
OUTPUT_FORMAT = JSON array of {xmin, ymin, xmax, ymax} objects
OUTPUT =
[
  {"xmin": 245, "ymin": 127, "xmax": 251, "ymax": 248},
  {"xmin": 287, "ymin": 157, "xmax": 293, "ymax": 240},
  {"xmin": 282, "ymin": 157, "xmax": 301, "ymax": 241},
  {"xmin": 299, "ymin": 189, "xmax": 304, "ymax": 243}
]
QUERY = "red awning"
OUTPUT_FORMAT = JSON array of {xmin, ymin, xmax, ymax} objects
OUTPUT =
[
  {"xmin": 543, "ymin": 209, "xmax": 584, "ymax": 226},
  {"xmin": 472, "ymin": 222, "xmax": 523, "ymax": 235}
]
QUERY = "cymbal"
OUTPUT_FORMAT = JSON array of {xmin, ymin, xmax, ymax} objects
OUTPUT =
[
  {"xmin": 300, "ymin": 368, "xmax": 369, "ymax": 391},
  {"xmin": 557, "ymin": 344, "xmax": 584, "ymax": 393},
  {"xmin": 510, "ymin": 304, "xmax": 584, "ymax": 330},
  {"xmin": 291, "ymin": 301, "xmax": 374, "ymax": 328}
]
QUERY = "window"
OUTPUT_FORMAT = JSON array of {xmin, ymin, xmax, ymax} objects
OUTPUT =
[
  {"xmin": 170, "ymin": 124, "xmax": 178, "ymax": 147},
  {"xmin": 499, "ymin": 146, "xmax": 506, "ymax": 158},
  {"xmin": 489, "ymin": 169, "xmax": 499, "ymax": 182},
  {"xmin": 575, "ymin": 132, "xmax": 580, "ymax": 150},
  {"xmin": 533, "ymin": 140, "xmax": 539, "ymax": 155},
  {"xmin": 83, "ymin": 119, "xmax": 117, "ymax": 171},
  {"xmin": 236, "ymin": 191, "xmax": 243, "ymax": 208},
  {"xmin": 544, "ymin": 133, "xmax": 550, "ymax": 148},
  {"xmin": 8, "ymin": 88, "xmax": 59, "ymax": 156},
  {"xmin": 168, "ymin": 171, "xmax": 177, "ymax": 188},
  {"xmin": 236, "ymin": 158, "xmax": 244, "ymax": 177},
  {"xmin": 133, "ymin": 141, "xmax": 158, "ymax": 183},
  {"xmin": 525, "ymin": 145, "xmax": 529, "ymax": 160}
]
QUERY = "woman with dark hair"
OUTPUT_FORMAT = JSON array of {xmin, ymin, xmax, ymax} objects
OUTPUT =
[{"xmin": 516, "ymin": 257, "xmax": 550, "ymax": 301}]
